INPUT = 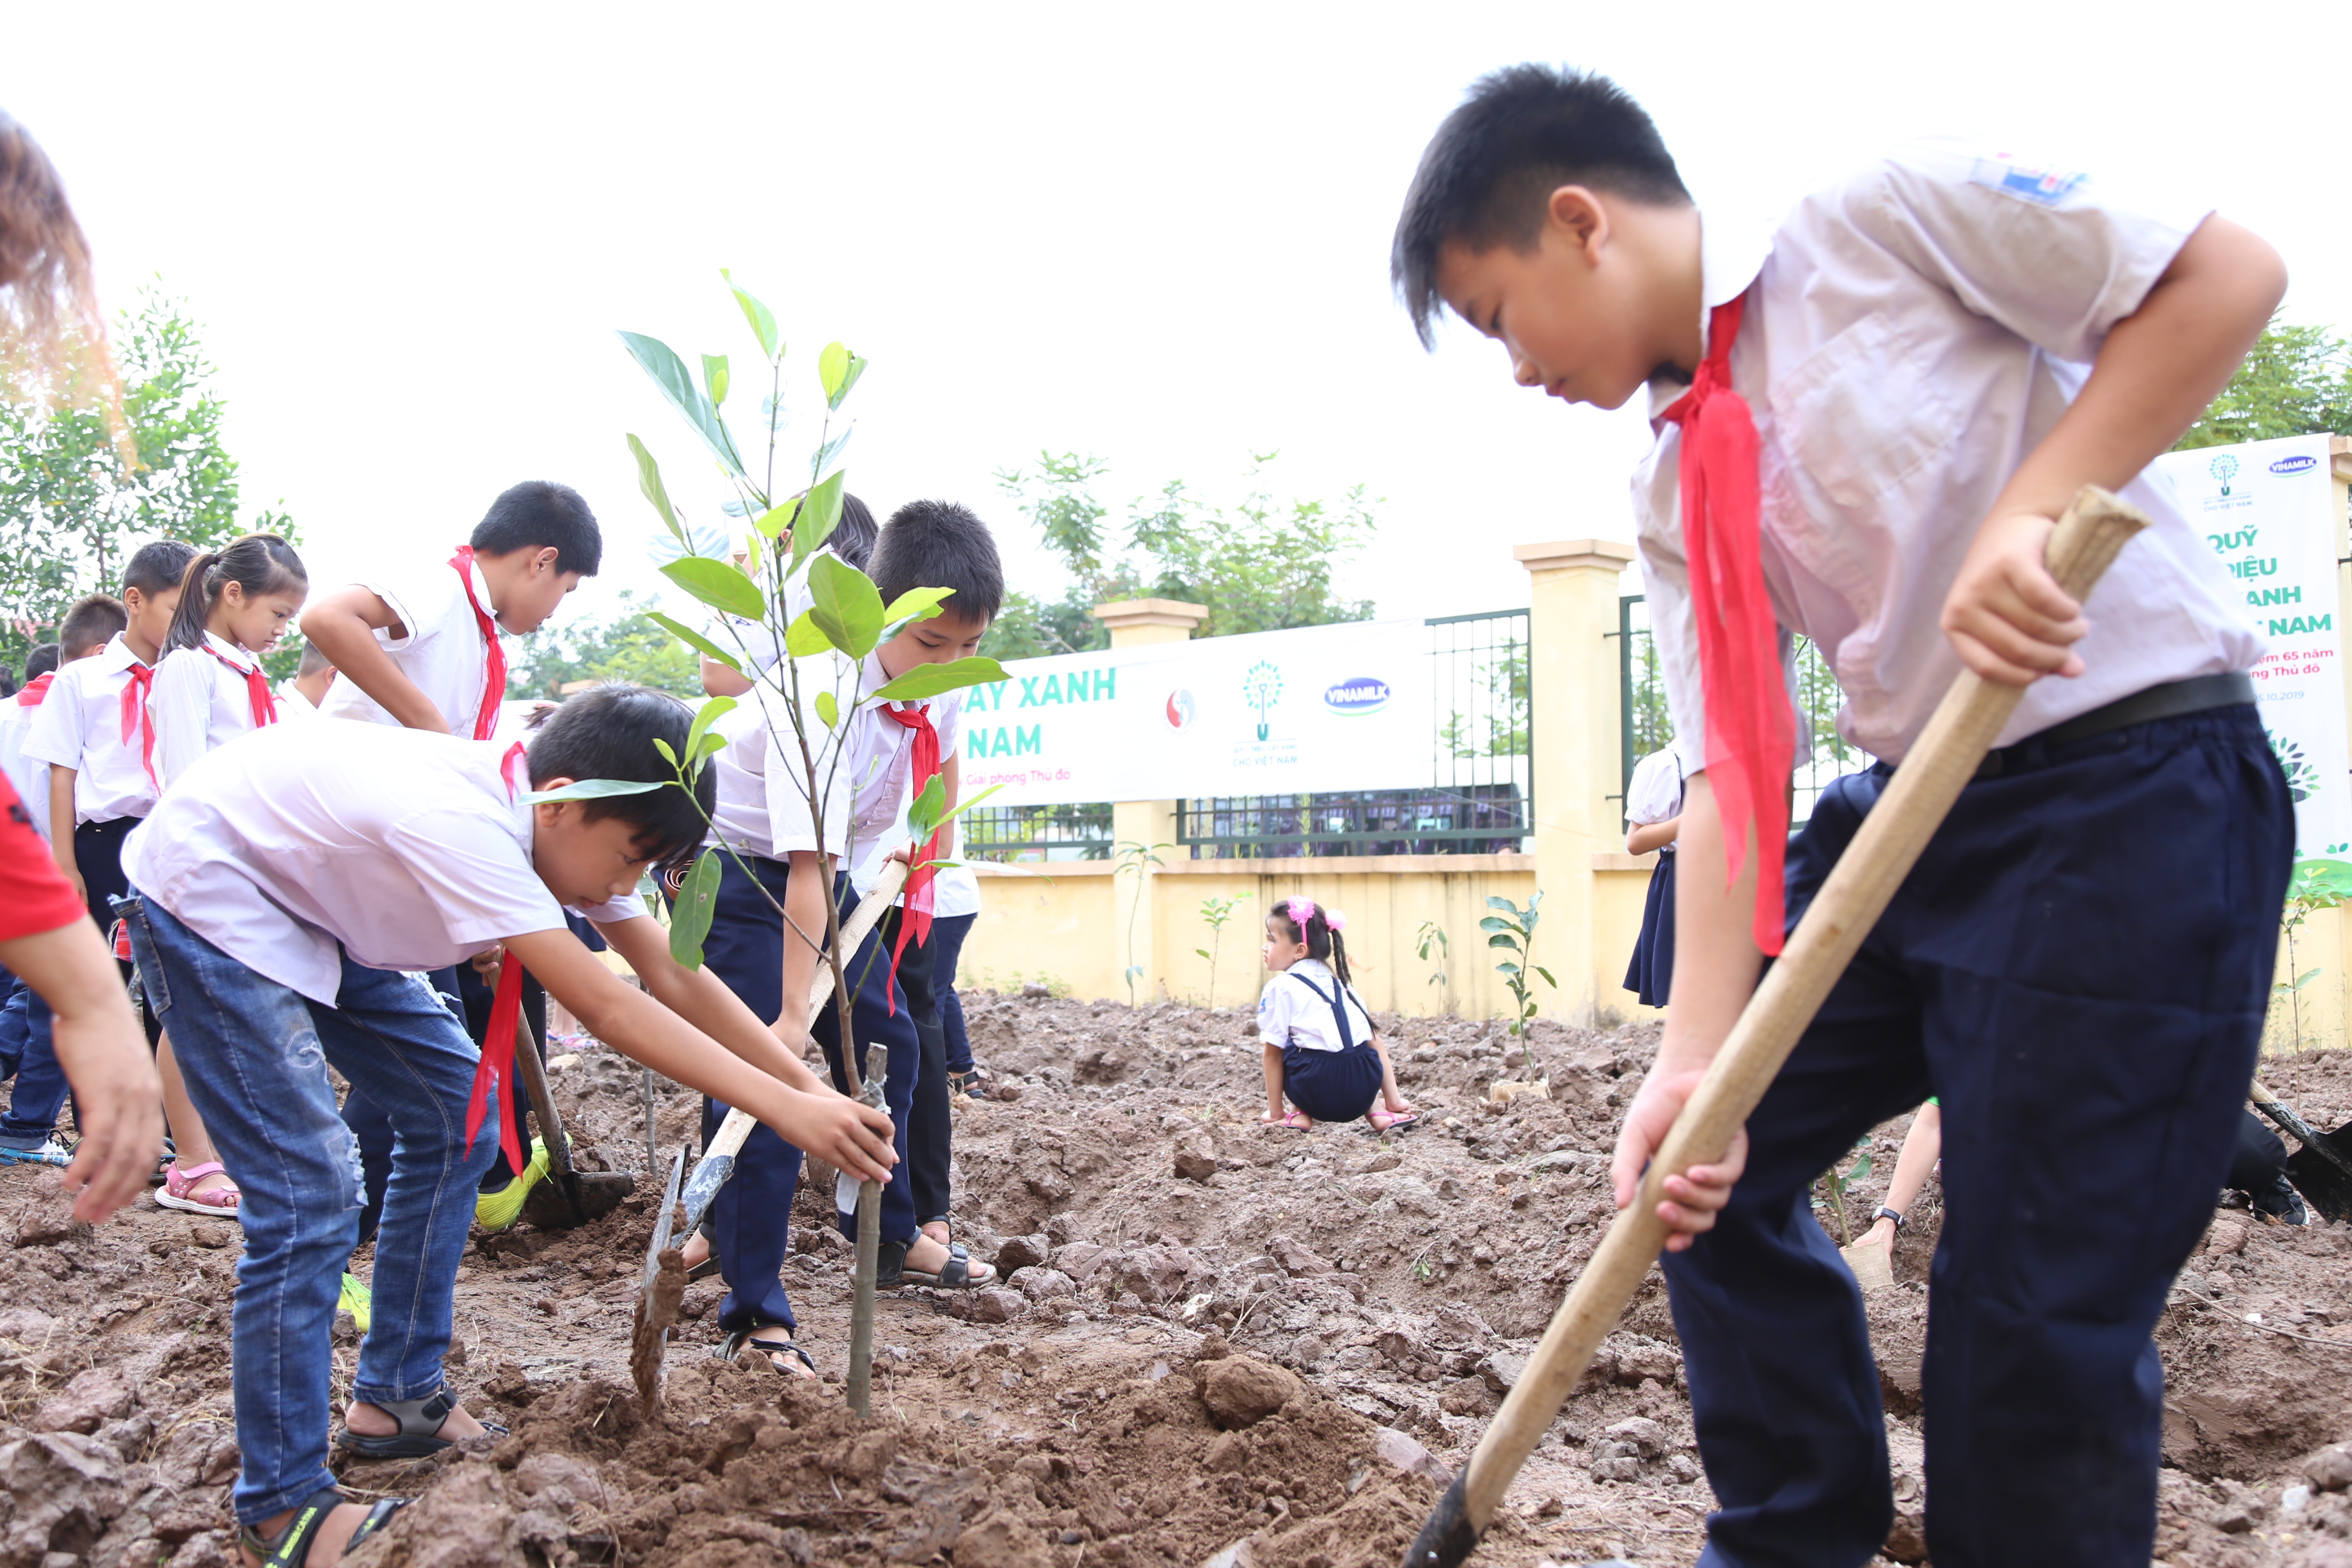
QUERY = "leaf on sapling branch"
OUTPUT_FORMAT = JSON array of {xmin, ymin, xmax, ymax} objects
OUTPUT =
[
  {"xmin": 819, "ymin": 340, "xmax": 868, "ymax": 408},
  {"xmin": 807, "ymin": 552, "xmax": 885, "ymax": 658},
  {"xmin": 830, "ymin": 354, "xmax": 867, "ymax": 411},
  {"xmin": 721, "ymin": 269, "xmax": 780, "ymax": 361},
  {"xmin": 880, "ymin": 587, "xmax": 953, "ymax": 625},
  {"xmin": 1485, "ymin": 896, "xmax": 1517, "ymax": 913},
  {"xmin": 812, "ymin": 426, "xmax": 854, "ymax": 478},
  {"xmin": 1478, "ymin": 916, "xmax": 1512, "ymax": 934},
  {"xmin": 669, "ymin": 849, "xmax": 722, "ymax": 968},
  {"xmin": 1487, "ymin": 934, "xmax": 1518, "ymax": 949},
  {"xmin": 627, "ymin": 435, "xmax": 683, "ymax": 544},
  {"xmin": 869, "ymin": 656, "xmax": 1008, "ymax": 703},
  {"xmin": 816, "ymin": 689, "xmax": 839, "ymax": 729},
  {"xmin": 617, "ymin": 330, "xmax": 744, "ymax": 479},
  {"xmin": 652, "ymin": 738, "xmax": 679, "ymax": 768},
  {"xmin": 685, "ymin": 695, "xmax": 736, "ymax": 767},
  {"xmin": 660, "ymin": 556, "xmax": 765, "ymax": 620},
  {"xmin": 753, "ymin": 497, "xmax": 799, "ymax": 541},
  {"xmin": 519, "ymin": 779, "xmax": 667, "ymax": 805},
  {"xmin": 645, "ymin": 612, "xmax": 741, "ymax": 672},
  {"xmin": 788, "ymin": 471, "xmax": 848, "ymax": 573},
  {"xmin": 702, "ymin": 353, "xmax": 729, "ymax": 407},
  {"xmin": 906, "ymin": 774, "xmax": 947, "ymax": 839},
  {"xmin": 785, "ymin": 610, "xmax": 836, "ymax": 658}
]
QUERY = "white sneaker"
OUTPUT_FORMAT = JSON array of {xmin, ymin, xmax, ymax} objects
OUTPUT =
[{"xmin": 0, "ymin": 1137, "xmax": 75, "ymax": 1168}]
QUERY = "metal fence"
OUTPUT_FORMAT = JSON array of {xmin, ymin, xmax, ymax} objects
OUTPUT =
[
  {"xmin": 1613, "ymin": 594, "xmax": 1870, "ymax": 828},
  {"xmin": 962, "ymin": 801, "xmax": 1114, "ymax": 862},
  {"xmin": 1179, "ymin": 609, "xmax": 1533, "ymax": 858}
]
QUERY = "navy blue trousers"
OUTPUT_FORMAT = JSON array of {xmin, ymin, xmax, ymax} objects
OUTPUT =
[
  {"xmin": 930, "ymin": 911, "xmax": 977, "ymax": 1075},
  {"xmin": 1663, "ymin": 705, "xmax": 2291, "ymax": 1568},
  {"xmin": 811, "ymin": 876, "xmax": 919, "ymax": 1248},
  {"xmin": 698, "ymin": 852, "xmax": 807, "ymax": 1335},
  {"xmin": 885, "ymin": 904, "xmax": 953, "ymax": 1226}
]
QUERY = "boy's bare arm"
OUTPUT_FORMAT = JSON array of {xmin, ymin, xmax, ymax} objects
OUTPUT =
[
  {"xmin": 1627, "ymin": 816, "xmax": 1680, "ymax": 856},
  {"xmin": 594, "ymin": 914, "xmax": 828, "ymax": 1094},
  {"xmin": 778, "ymin": 849, "xmax": 831, "ymax": 1048},
  {"xmin": 1609, "ymin": 772, "xmax": 1753, "ymax": 1249},
  {"xmin": 505, "ymin": 926, "xmax": 894, "ymax": 1180},
  {"xmin": 300, "ymin": 583, "xmax": 453, "ymax": 732},
  {"xmin": 1943, "ymin": 214, "xmax": 2288, "ymax": 685},
  {"xmin": 46, "ymin": 767, "xmax": 79, "ymax": 890}
]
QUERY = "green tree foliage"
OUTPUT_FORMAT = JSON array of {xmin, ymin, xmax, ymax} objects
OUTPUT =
[
  {"xmin": 989, "ymin": 451, "xmax": 1377, "ymax": 657},
  {"xmin": 506, "ymin": 589, "xmax": 703, "ymax": 700},
  {"xmin": 0, "ymin": 286, "xmax": 293, "ymax": 669},
  {"xmin": 2175, "ymin": 316, "xmax": 2352, "ymax": 451}
]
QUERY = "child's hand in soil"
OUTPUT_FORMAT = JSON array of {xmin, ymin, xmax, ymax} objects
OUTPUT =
[
  {"xmin": 774, "ymin": 1090, "xmax": 897, "ymax": 1184},
  {"xmin": 1609, "ymin": 1064, "xmax": 1747, "ymax": 1252}
]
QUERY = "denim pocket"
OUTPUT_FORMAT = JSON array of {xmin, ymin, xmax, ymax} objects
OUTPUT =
[{"xmin": 110, "ymin": 896, "xmax": 169, "ymax": 1017}]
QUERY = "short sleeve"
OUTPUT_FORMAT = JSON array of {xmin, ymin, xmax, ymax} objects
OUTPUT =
[
  {"xmin": 1844, "ymin": 142, "xmax": 2208, "ymax": 365},
  {"xmin": 1256, "ymin": 974, "xmax": 1297, "ymax": 1048},
  {"xmin": 0, "ymin": 774, "xmax": 88, "ymax": 942},
  {"xmin": 1623, "ymin": 748, "xmax": 1686, "ymax": 826},
  {"xmin": 19, "ymin": 663, "xmax": 89, "ymax": 771},
  {"xmin": 365, "ymin": 562, "xmax": 461, "ymax": 655},
  {"xmin": 762, "ymin": 657, "xmax": 854, "ymax": 858},
  {"xmin": 382, "ymin": 807, "xmax": 568, "ymax": 948},
  {"xmin": 573, "ymin": 892, "xmax": 648, "ymax": 926}
]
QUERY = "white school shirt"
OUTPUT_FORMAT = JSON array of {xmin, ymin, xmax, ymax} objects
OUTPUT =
[
  {"xmin": 149, "ymin": 633, "xmax": 277, "ymax": 792},
  {"xmin": 121, "ymin": 721, "xmax": 643, "ymax": 1006},
  {"xmin": 1636, "ymin": 141, "xmax": 2260, "ymax": 769},
  {"xmin": 21, "ymin": 636, "xmax": 159, "ymax": 825},
  {"xmin": 709, "ymin": 696, "xmax": 781, "ymax": 862},
  {"xmin": 0, "ymin": 697, "xmax": 48, "ymax": 845},
  {"xmin": 843, "ymin": 668, "xmax": 965, "ymax": 898},
  {"xmin": 277, "ymin": 679, "xmax": 320, "ymax": 718},
  {"xmin": 932, "ymin": 862, "xmax": 981, "ymax": 921},
  {"xmin": 1257, "ymin": 959, "xmax": 1374, "ymax": 1055},
  {"xmin": 1623, "ymin": 745, "xmax": 1687, "ymax": 850},
  {"xmin": 316, "ymin": 553, "xmax": 500, "ymax": 736}
]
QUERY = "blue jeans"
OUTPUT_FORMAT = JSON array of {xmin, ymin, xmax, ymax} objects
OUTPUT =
[
  {"xmin": 0, "ymin": 980, "xmax": 68, "ymax": 1146},
  {"xmin": 1662, "ymin": 705, "xmax": 2292, "ymax": 1568},
  {"xmin": 930, "ymin": 912, "xmax": 976, "ymax": 1075},
  {"xmin": 121, "ymin": 895, "xmax": 500, "ymax": 1526},
  {"xmin": 340, "ymin": 967, "xmax": 463, "ymax": 1248}
]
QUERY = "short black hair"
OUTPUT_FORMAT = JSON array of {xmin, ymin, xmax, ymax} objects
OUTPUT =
[
  {"xmin": 524, "ymin": 683, "xmax": 712, "ymax": 874},
  {"xmin": 297, "ymin": 638, "xmax": 333, "ymax": 678},
  {"xmin": 122, "ymin": 539, "xmax": 199, "ymax": 599},
  {"xmin": 23, "ymin": 643, "xmax": 60, "ymax": 681},
  {"xmin": 471, "ymin": 481, "xmax": 602, "ymax": 576},
  {"xmin": 1392, "ymin": 64, "xmax": 1690, "ymax": 346},
  {"xmin": 870, "ymin": 500, "xmax": 1004, "ymax": 625},
  {"xmin": 59, "ymin": 593, "xmax": 127, "ymax": 654}
]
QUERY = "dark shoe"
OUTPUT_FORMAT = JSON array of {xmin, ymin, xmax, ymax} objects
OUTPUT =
[
  {"xmin": 335, "ymin": 1388, "xmax": 508, "ymax": 1459},
  {"xmin": 714, "ymin": 1326, "xmax": 817, "ymax": 1379},
  {"xmin": 239, "ymin": 1487, "xmax": 403, "ymax": 1566},
  {"xmin": 2252, "ymin": 1171, "xmax": 2310, "ymax": 1226}
]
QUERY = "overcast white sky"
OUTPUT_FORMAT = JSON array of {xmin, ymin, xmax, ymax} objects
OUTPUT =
[{"xmin": 7, "ymin": 1, "xmax": 2348, "ymax": 629}]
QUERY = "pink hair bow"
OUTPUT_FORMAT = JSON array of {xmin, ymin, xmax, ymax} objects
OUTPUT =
[
  {"xmin": 1285, "ymin": 896, "xmax": 1317, "ymax": 927},
  {"xmin": 1324, "ymin": 908, "xmax": 1347, "ymax": 932}
]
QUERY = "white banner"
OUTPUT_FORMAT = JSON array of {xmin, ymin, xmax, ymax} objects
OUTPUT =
[
  {"xmin": 960, "ymin": 619, "xmax": 1434, "ymax": 805},
  {"xmin": 2155, "ymin": 433, "xmax": 2349, "ymax": 858}
]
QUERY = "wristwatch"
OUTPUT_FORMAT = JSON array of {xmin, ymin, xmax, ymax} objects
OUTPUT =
[{"xmin": 1875, "ymin": 1206, "xmax": 1906, "ymax": 1230}]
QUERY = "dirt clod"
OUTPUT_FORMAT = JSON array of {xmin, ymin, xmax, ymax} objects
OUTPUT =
[{"xmin": 1196, "ymin": 1355, "xmax": 1301, "ymax": 1429}]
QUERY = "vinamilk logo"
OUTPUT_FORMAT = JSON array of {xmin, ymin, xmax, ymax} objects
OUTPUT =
[{"xmin": 1323, "ymin": 676, "xmax": 1391, "ymax": 716}]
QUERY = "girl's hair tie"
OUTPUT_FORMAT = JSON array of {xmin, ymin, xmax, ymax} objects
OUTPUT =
[
  {"xmin": 1285, "ymin": 896, "xmax": 1317, "ymax": 928},
  {"xmin": 1324, "ymin": 908, "xmax": 1347, "ymax": 932}
]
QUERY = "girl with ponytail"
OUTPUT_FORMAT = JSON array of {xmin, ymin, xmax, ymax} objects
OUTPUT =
[
  {"xmin": 1257, "ymin": 896, "xmax": 1417, "ymax": 1132},
  {"xmin": 150, "ymin": 534, "xmax": 308, "ymax": 791}
]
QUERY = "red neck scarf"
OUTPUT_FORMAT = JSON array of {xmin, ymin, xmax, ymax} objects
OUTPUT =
[
  {"xmin": 448, "ymin": 547, "xmax": 506, "ymax": 741},
  {"xmin": 118, "ymin": 661, "xmax": 159, "ymax": 787},
  {"xmin": 461, "ymin": 744, "xmax": 541, "ymax": 1169},
  {"xmin": 1658, "ymin": 292, "xmax": 1793, "ymax": 957},
  {"xmin": 14, "ymin": 672, "xmax": 52, "ymax": 707},
  {"xmin": 881, "ymin": 703, "xmax": 942, "ymax": 1012},
  {"xmin": 204, "ymin": 643, "xmax": 279, "ymax": 730}
]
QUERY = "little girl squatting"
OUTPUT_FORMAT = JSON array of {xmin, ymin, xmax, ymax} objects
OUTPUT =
[{"xmin": 1257, "ymin": 896, "xmax": 1418, "ymax": 1133}]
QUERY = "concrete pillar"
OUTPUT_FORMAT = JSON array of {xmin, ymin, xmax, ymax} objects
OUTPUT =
[
  {"xmin": 1093, "ymin": 598, "xmax": 1210, "ymax": 1002},
  {"xmin": 1514, "ymin": 540, "xmax": 1638, "ymax": 1023}
]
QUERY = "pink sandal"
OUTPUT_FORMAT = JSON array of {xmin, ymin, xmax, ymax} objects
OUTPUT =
[{"xmin": 157, "ymin": 1161, "xmax": 242, "ymax": 1219}]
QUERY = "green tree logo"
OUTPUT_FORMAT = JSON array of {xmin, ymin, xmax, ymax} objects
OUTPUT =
[
  {"xmin": 2211, "ymin": 453, "xmax": 2240, "ymax": 495},
  {"xmin": 2269, "ymin": 726, "xmax": 2319, "ymax": 803},
  {"xmin": 1243, "ymin": 660, "xmax": 1283, "ymax": 740}
]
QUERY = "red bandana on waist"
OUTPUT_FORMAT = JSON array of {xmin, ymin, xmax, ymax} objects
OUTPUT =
[
  {"xmin": 880, "ymin": 703, "xmax": 942, "ymax": 1014},
  {"xmin": 448, "ymin": 547, "xmax": 506, "ymax": 741},
  {"xmin": 1658, "ymin": 292, "xmax": 1794, "ymax": 957},
  {"xmin": 203, "ymin": 644, "xmax": 280, "ymax": 730}
]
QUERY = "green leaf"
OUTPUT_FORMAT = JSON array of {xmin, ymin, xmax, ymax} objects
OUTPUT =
[
  {"xmin": 685, "ymin": 696, "xmax": 736, "ymax": 769},
  {"xmin": 617, "ymin": 329, "xmax": 744, "ymax": 478},
  {"xmin": 701, "ymin": 353, "xmax": 729, "ymax": 407},
  {"xmin": 645, "ymin": 611, "xmax": 741, "ymax": 672},
  {"xmin": 1495, "ymin": 961, "xmax": 1522, "ymax": 975},
  {"xmin": 692, "ymin": 728, "xmax": 729, "ymax": 765},
  {"xmin": 1196, "ymin": 949, "xmax": 1211, "ymax": 961},
  {"xmin": 785, "ymin": 610, "xmax": 836, "ymax": 658},
  {"xmin": 669, "ymin": 850, "xmax": 722, "ymax": 968},
  {"xmin": 1477, "ymin": 916, "xmax": 1513, "ymax": 933},
  {"xmin": 812, "ymin": 425, "xmax": 854, "ymax": 478},
  {"xmin": 869, "ymin": 657, "xmax": 1008, "ymax": 703},
  {"xmin": 926, "ymin": 782, "xmax": 1004, "ymax": 833},
  {"xmin": 720, "ymin": 269, "xmax": 780, "ymax": 360},
  {"xmin": 652, "ymin": 736, "xmax": 678, "ymax": 767},
  {"xmin": 880, "ymin": 587, "xmax": 952, "ymax": 625},
  {"xmin": 830, "ymin": 352, "xmax": 867, "ymax": 411},
  {"xmin": 818, "ymin": 340, "xmax": 853, "ymax": 403},
  {"xmin": 660, "ymin": 556, "xmax": 765, "ymax": 621},
  {"xmin": 518, "ymin": 778, "xmax": 665, "ymax": 805},
  {"xmin": 906, "ymin": 774, "xmax": 947, "ymax": 839},
  {"xmin": 788, "ymin": 469, "xmax": 849, "ymax": 574},
  {"xmin": 752, "ymin": 497, "xmax": 799, "ymax": 541},
  {"xmin": 1485, "ymin": 896, "xmax": 1519, "ymax": 913},
  {"xmin": 1487, "ymin": 933, "xmax": 1518, "ymax": 948},
  {"xmin": 807, "ymin": 552, "xmax": 885, "ymax": 658},
  {"xmin": 1533, "ymin": 966, "xmax": 1556, "ymax": 988},
  {"xmin": 816, "ymin": 689, "xmax": 839, "ymax": 729},
  {"xmin": 627, "ymin": 434, "xmax": 683, "ymax": 543}
]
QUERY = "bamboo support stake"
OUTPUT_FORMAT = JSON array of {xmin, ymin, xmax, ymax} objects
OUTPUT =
[{"xmin": 1406, "ymin": 487, "xmax": 2150, "ymax": 1567}]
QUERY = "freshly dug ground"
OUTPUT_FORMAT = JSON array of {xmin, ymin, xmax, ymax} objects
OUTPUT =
[{"xmin": 5, "ymin": 997, "xmax": 2352, "ymax": 1567}]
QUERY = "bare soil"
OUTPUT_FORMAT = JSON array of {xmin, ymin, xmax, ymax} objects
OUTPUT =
[{"xmin": 5, "ymin": 998, "xmax": 2351, "ymax": 1567}]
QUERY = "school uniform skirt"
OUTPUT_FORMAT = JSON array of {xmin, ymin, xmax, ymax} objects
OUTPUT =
[
  {"xmin": 1623, "ymin": 847, "xmax": 1676, "ymax": 1007},
  {"xmin": 1282, "ymin": 1041, "xmax": 1384, "ymax": 1123}
]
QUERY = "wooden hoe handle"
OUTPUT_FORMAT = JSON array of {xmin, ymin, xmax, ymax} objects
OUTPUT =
[{"xmin": 1406, "ymin": 487, "xmax": 2151, "ymax": 1567}]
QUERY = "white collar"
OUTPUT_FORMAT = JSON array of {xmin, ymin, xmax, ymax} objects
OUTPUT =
[
  {"xmin": 1645, "ymin": 205, "xmax": 1774, "ymax": 424},
  {"xmin": 202, "ymin": 631, "xmax": 259, "ymax": 674},
  {"xmin": 93, "ymin": 634, "xmax": 146, "ymax": 674}
]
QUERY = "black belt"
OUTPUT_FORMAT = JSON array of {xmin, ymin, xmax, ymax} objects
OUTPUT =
[{"xmin": 1976, "ymin": 672, "xmax": 2255, "ymax": 779}]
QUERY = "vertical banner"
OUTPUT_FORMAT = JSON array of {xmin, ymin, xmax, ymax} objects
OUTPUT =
[{"xmin": 2155, "ymin": 433, "xmax": 2349, "ymax": 858}]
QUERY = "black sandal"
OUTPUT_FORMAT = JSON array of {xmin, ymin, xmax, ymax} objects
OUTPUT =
[
  {"xmin": 239, "ymin": 1487, "xmax": 404, "ymax": 1566},
  {"xmin": 898, "ymin": 1243, "xmax": 995, "ymax": 1289},
  {"xmin": 714, "ymin": 1326, "xmax": 817, "ymax": 1379},
  {"xmin": 334, "ymin": 1388, "xmax": 508, "ymax": 1459},
  {"xmin": 686, "ymin": 1221, "xmax": 722, "ymax": 1282}
]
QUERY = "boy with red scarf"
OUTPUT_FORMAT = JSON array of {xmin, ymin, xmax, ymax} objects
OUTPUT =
[{"xmin": 1393, "ymin": 66, "xmax": 2289, "ymax": 1568}]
